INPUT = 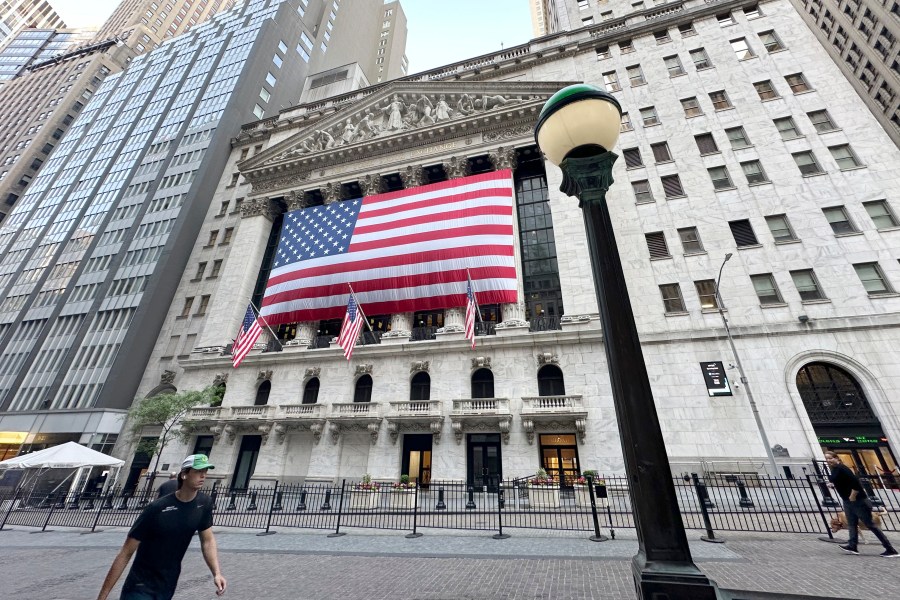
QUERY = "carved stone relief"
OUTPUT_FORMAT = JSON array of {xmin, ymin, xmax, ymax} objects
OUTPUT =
[
  {"xmin": 355, "ymin": 364, "xmax": 373, "ymax": 377},
  {"xmin": 240, "ymin": 197, "xmax": 277, "ymax": 219},
  {"xmin": 212, "ymin": 373, "xmax": 229, "ymax": 387},
  {"xmin": 488, "ymin": 146, "xmax": 517, "ymax": 171},
  {"xmin": 286, "ymin": 190, "xmax": 310, "ymax": 211},
  {"xmin": 442, "ymin": 156, "xmax": 471, "ymax": 180},
  {"xmin": 410, "ymin": 361, "xmax": 430, "ymax": 373},
  {"xmin": 321, "ymin": 182, "xmax": 342, "ymax": 205},
  {"xmin": 537, "ymin": 352, "xmax": 559, "ymax": 366},
  {"xmin": 360, "ymin": 173, "xmax": 384, "ymax": 197},
  {"xmin": 399, "ymin": 165, "xmax": 427, "ymax": 189},
  {"xmin": 160, "ymin": 370, "xmax": 176, "ymax": 385},
  {"xmin": 304, "ymin": 367, "xmax": 321, "ymax": 379},
  {"xmin": 471, "ymin": 356, "xmax": 491, "ymax": 370},
  {"xmin": 257, "ymin": 370, "xmax": 273, "ymax": 381}
]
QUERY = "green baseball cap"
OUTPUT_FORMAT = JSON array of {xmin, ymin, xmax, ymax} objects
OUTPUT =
[{"xmin": 181, "ymin": 454, "xmax": 215, "ymax": 471}]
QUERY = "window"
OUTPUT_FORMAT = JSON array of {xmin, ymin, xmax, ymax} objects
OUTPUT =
[
  {"xmin": 303, "ymin": 378, "xmax": 320, "ymax": 404},
  {"xmin": 632, "ymin": 180, "xmax": 653, "ymax": 203},
  {"xmin": 678, "ymin": 227, "xmax": 704, "ymax": 253},
  {"xmin": 623, "ymin": 148, "xmax": 644, "ymax": 168},
  {"xmin": 582, "ymin": 17, "xmax": 594, "ymax": 26},
  {"xmin": 664, "ymin": 55, "xmax": 685, "ymax": 77},
  {"xmin": 731, "ymin": 38, "xmax": 755, "ymax": 60},
  {"xmin": 717, "ymin": 12, "xmax": 736, "ymax": 26},
  {"xmin": 708, "ymin": 166, "xmax": 734, "ymax": 190},
  {"xmin": 807, "ymin": 110, "xmax": 838, "ymax": 133},
  {"xmin": 194, "ymin": 262, "xmax": 207, "ymax": 280},
  {"xmin": 853, "ymin": 262, "xmax": 893, "ymax": 295},
  {"xmin": 661, "ymin": 175, "xmax": 685, "ymax": 198},
  {"xmin": 758, "ymin": 31, "xmax": 784, "ymax": 52},
  {"xmin": 754, "ymin": 80, "xmax": 779, "ymax": 100},
  {"xmin": 765, "ymin": 214, "xmax": 797, "ymax": 242},
  {"xmin": 266, "ymin": 72, "xmax": 277, "ymax": 86},
  {"xmin": 864, "ymin": 200, "xmax": 899, "ymax": 229},
  {"xmin": 744, "ymin": 4, "xmax": 762, "ymax": 18},
  {"xmin": 681, "ymin": 97, "xmax": 703, "ymax": 117},
  {"xmin": 741, "ymin": 160, "xmax": 769, "ymax": 184},
  {"xmin": 179, "ymin": 297, "xmax": 194, "ymax": 318},
  {"xmin": 659, "ymin": 284, "xmax": 687, "ymax": 313},
  {"xmin": 645, "ymin": 232, "xmax": 670, "ymax": 259},
  {"xmin": 690, "ymin": 48, "xmax": 712, "ymax": 69},
  {"xmin": 774, "ymin": 117, "xmax": 801, "ymax": 140},
  {"xmin": 578, "ymin": 0, "xmax": 589, "ymax": 9},
  {"xmin": 709, "ymin": 90, "xmax": 733, "ymax": 110},
  {"xmin": 221, "ymin": 227, "xmax": 234, "ymax": 245},
  {"xmin": 410, "ymin": 372, "xmax": 431, "ymax": 400},
  {"xmin": 627, "ymin": 65, "xmax": 646, "ymax": 86},
  {"xmin": 619, "ymin": 40, "xmax": 634, "ymax": 53},
  {"xmin": 829, "ymin": 144, "xmax": 862, "ymax": 169},
  {"xmin": 695, "ymin": 133, "xmax": 719, "ymax": 155},
  {"xmin": 695, "ymin": 280, "xmax": 719, "ymax": 309},
  {"xmin": 678, "ymin": 22, "xmax": 696, "ymax": 37},
  {"xmin": 537, "ymin": 365, "xmax": 565, "ymax": 397},
  {"xmin": 277, "ymin": 41, "xmax": 287, "ymax": 53},
  {"xmin": 791, "ymin": 269, "xmax": 826, "ymax": 301},
  {"xmin": 729, "ymin": 219, "xmax": 759, "ymax": 246},
  {"xmin": 272, "ymin": 54, "xmax": 283, "ymax": 68},
  {"xmin": 654, "ymin": 29, "xmax": 671, "ymax": 44},
  {"xmin": 255, "ymin": 380, "xmax": 271, "ymax": 406},
  {"xmin": 726, "ymin": 127, "xmax": 751, "ymax": 149},
  {"xmin": 259, "ymin": 88, "xmax": 271, "ymax": 103},
  {"xmin": 823, "ymin": 206, "xmax": 857, "ymax": 234},
  {"xmin": 793, "ymin": 151, "xmax": 824, "ymax": 175},
  {"xmin": 751, "ymin": 274, "xmax": 783, "ymax": 305},
  {"xmin": 596, "ymin": 46, "xmax": 611, "ymax": 60},
  {"xmin": 620, "ymin": 112, "xmax": 633, "ymax": 132},
  {"xmin": 651, "ymin": 142, "xmax": 672, "ymax": 163},
  {"xmin": 471, "ymin": 369, "xmax": 494, "ymax": 399},
  {"xmin": 207, "ymin": 230, "xmax": 218, "ymax": 246},
  {"xmin": 785, "ymin": 73, "xmax": 811, "ymax": 93},
  {"xmin": 195, "ymin": 295, "xmax": 210, "ymax": 315},
  {"xmin": 603, "ymin": 71, "xmax": 621, "ymax": 92},
  {"xmin": 209, "ymin": 260, "xmax": 222, "ymax": 278},
  {"xmin": 253, "ymin": 104, "xmax": 264, "ymax": 119},
  {"xmin": 640, "ymin": 106, "xmax": 659, "ymax": 126},
  {"xmin": 354, "ymin": 375, "xmax": 373, "ymax": 402}
]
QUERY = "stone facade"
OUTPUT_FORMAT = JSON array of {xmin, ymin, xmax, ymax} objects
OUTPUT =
[{"xmin": 134, "ymin": 0, "xmax": 900, "ymax": 487}]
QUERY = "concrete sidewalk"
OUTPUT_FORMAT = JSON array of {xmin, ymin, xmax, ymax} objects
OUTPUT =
[{"xmin": 0, "ymin": 525, "xmax": 896, "ymax": 599}]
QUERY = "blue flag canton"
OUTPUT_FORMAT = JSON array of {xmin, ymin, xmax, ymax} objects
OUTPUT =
[
  {"xmin": 347, "ymin": 295, "xmax": 358, "ymax": 321},
  {"xmin": 466, "ymin": 279, "xmax": 474, "ymax": 301},
  {"xmin": 241, "ymin": 305, "xmax": 256, "ymax": 331},
  {"xmin": 274, "ymin": 199, "xmax": 363, "ymax": 268}
]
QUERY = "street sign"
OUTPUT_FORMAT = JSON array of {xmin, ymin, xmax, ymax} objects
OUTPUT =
[{"xmin": 701, "ymin": 361, "xmax": 732, "ymax": 396}]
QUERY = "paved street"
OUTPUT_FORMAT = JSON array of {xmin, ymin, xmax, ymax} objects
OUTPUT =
[{"xmin": 1, "ymin": 526, "xmax": 898, "ymax": 599}]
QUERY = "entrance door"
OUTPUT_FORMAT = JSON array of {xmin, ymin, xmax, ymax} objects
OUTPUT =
[
  {"xmin": 231, "ymin": 435, "xmax": 261, "ymax": 490},
  {"xmin": 467, "ymin": 433, "xmax": 502, "ymax": 492},
  {"xmin": 401, "ymin": 434, "xmax": 433, "ymax": 487},
  {"xmin": 539, "ymin": 434, "xmax": 580, "ymax": 487}
]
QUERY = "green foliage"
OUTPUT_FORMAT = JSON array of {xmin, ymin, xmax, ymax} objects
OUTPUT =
[
  {"xmin": 399, "ymin": 474, "xmax": 410, "ymax": 484},
  {"xmin": 127, "ymin": 386, "xmax": 220, "ymax": 466},
  {"xmin": 582, "ymin": 469, "xmax": 599, "ymax": 479},
  {"xmin": 536, "ymin": 467, "xmax": 549, "ymax": 480}
]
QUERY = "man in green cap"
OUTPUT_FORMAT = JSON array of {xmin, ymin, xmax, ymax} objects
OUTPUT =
[{"xmin": 97, "ymin": 454, "xmax": 227, "ymax": 599}]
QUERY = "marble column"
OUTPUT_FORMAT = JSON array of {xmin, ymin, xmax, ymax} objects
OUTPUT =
[
  {"xmin": 196, "ymin": 197, "xmax": 279, "ymax": 348},
  {"xmin": 286, "ymin": 189, "xmax": 310, "ymax": 211},
  {"xmin": 382, "ymin": 313, "xmax": 412, "ymax": 343},
  {"xmin": 399, "ymin": 165, "xmax": 427, "ymax": 189},
  {"xmin": 321, "ymin": 182, "xmax": 342, "ymax": 205},
  {"xmin": 488, "ymin": 146, "xmax": 517, "ymax": 172},
  {"xmin": 442, "ymin": 155, "xmax": 470, "ymax": 180},
  {"xmin": 360, "ymin": 174, "xmax": 384, "ymax": 197}
]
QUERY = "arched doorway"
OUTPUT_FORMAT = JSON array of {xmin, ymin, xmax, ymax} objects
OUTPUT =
[{"xmin": 796, "ymin": 362, "xmax": 897, "ymax": 480}]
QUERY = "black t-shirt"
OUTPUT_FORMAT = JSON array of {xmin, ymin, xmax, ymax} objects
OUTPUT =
[
  {"xmin": 123, "ymin": 492, "xmax": 213, "ymax": 599},
  {"xmin": 828, "ymin": 463, "xmax": 863, "ymax": 501},
  {"xmin": 157, "ymin": 479, "xmax": 178, "ymax": 498}
]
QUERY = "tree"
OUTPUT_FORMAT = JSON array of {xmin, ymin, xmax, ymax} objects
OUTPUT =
[{"xmin": 127, "ymin": 385, "xmax": 220, "ymax": 488}]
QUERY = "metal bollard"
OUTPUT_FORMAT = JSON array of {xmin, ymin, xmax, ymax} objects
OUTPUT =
[
  {"xmin": 692, "ymin": 473, "xmax": 724, "ymax": 543},
  {"xmin": 102, "ymin": 492, "xmax": 114, "ymax": 510},
  {"xmin": 273, "ymin": 491, "xmax": 283, "ymax": 512},
  {"xmin": 691, "ymin": 473, "xmax": 715, "ymax": 509},
  {"xmin": 225, "ymin": 493, "xmax": 237, "ymax": 511},
  {"xmin": 297, "ymin": 490, "xmax": 307, "ymax": 511},
  {"xmin": 247, "ymin": 492, "xmax": 258, "ymax": 511},
  {"xmin": 435, "ymin": 486, "xmax": 446, "ymax": 510},
  {"xmin": 210, "ymin": 488, "xmax": 219, "ymax": 511},
  {"xmin": 736, "ymin": 479, "xmax": 754, "ymax": 508},
  {"xmin": 860, "ymin": 478, "xmax": 884, "ymax": 506},
  {"xmin": 116, "ymin": 493, "xmax": 129, "ymax": 511},
  {"xmin": 321, "ymin": 489, "xmax": 332, "ymax": 511},
  {"xmin": 465, "ymin": 486, "xmax": 476, "ymax": 510},
  {"xmin": 68, "ymin": 493, "xmax": 81, "ymax": 510},
  {"xmin": 84, "ymin": 494, "xmax": 95, "ymax": 511}
]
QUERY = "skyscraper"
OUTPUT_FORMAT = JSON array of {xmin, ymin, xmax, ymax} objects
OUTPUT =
[
  {"xmin": 0, "ymin": 0, "xmax": 66, "ymax": 46},
  {"xmin": 0, "ymin": 0, "xmax": 404, "ymax": 458}
]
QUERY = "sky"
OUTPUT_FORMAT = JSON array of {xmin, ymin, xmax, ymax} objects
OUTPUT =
[{"xmin": 45, "ymin": 0, "xmax": 536, "ymax": 73}]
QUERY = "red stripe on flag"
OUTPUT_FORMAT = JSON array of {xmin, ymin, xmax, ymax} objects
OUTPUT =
[
  {"xmin": 349, "ymin": 224, "xmax": 513, "ymax": 253},
  {"xmin": 358, "ymin": 187, "xmax": 513, "ymax": 221}
]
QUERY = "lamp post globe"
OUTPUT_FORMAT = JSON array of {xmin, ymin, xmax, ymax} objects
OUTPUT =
[{"xmin": 535, "ymin": 84, "xmax": 719, "ymax": 599}]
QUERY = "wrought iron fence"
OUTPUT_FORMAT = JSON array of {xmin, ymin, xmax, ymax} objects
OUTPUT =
[{"xmin": 2, "ymin": 474, "xmax": 898, "ymax": 540}]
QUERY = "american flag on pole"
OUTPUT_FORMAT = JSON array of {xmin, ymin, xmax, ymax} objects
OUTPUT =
[
  {"xmin": 232, "ymin": 304, "xmax": 262, "ymax": 368},
  {"xmin": 464, "ymin": 277, "xmax": 477, "ymax": 350},
  {"xmin": 259, "ymin": 170, "xmax": 517, "ymax": 324},
  {"xmin": 337, "ymin": 294, "xmax": 365, "ymax": 359}
]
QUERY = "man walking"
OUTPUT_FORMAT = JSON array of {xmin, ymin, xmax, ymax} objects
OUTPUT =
[
  {"xmin": 156, "ymin": 472, "xmax": 178, "ymax": 498},
  {"xmin": 826, "ymin": 451, "xmax": 898, "ymax": 558},
  {"xmin": 97, "ymin": 454, "xmax": 227, "ymax": 599}
]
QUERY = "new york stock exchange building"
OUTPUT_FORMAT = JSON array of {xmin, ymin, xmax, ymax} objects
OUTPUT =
[{"xmin": 129, "ymin": 1, "xmax": 900, "ymax": 491}]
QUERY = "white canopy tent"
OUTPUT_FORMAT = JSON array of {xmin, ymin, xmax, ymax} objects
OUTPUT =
[{"xmin": 0, "ymin": 441, "xmax": 124, "ymax": 500}]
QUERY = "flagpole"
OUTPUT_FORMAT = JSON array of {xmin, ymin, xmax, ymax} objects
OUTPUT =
[
  {"xmin": 248, "ymin": 300, "xmax": 282, "ymax": 343},
  {"xmin": 347, "ymin": 284, "xmax": 374, "ymax": 332},
  {"xmin": 466, "ymin": 269, "xmax": 484, "ymax": 323}
]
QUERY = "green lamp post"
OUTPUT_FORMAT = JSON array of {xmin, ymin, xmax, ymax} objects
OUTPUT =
[{"xmin": 535, "ymin": 84, "xmax": 719, "ymax": 598}]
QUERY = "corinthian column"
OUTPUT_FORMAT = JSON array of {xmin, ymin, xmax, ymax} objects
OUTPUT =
[
  {"xmin": 322, "ymin": 182, "xmax": 342, "ymax": 205},
  {"xmin": 442, "ymin": 156, "xmax": 470, "ymax": 180}
]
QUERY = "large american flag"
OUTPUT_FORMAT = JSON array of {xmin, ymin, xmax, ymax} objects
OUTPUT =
[
  {"xmin": 259, "ymin": 170, "xmax": 518, "ymax": 324},
  {"xmin": 232, "ymin": 304, "xmax": 262, "ymax": 368}
]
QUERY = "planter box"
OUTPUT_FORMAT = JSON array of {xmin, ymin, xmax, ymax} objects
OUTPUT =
[
  {"xmin": 574, "ymin": 484, "xmax": 608, "ymax": 508},
  {"xmin": 348, "ymin": 490, "xmax": 380, "ymax": 510},
  {"xmin": 389, "ymin": 490, "xmax": 416, "ymax": 510},
  {"xmin": 528, "ymin": 485, "xmax": 560, "ymax": 509}
]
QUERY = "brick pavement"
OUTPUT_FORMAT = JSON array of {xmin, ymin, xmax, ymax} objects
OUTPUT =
[{"xmin": 0, "ymin": 526, "xmax": 897, "ymax": 599}]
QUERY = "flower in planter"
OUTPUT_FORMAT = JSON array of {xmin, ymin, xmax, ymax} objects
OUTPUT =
[
  {"xmin": 391, "ymin": 474, "xmax": 415, "ymax": 490},
  {"xmin": 528, "ymin": 468, "xmax": 557, "ymax": 487},
  {"xmin": 576, "ymin": 470, "xmax": 601, "ymax": 485},
  {"xmin": 354, "ymin": 473, "xmax": 380, "ymax": 491}
]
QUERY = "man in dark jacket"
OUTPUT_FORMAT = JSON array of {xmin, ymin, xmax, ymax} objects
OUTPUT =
[{"xmin": 826, "ymin": 451, "xmax": 898, "ymax": 557}]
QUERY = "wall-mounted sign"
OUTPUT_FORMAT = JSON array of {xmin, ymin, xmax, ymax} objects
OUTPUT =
[
  {"xmin": 701, "ymin": 361, "xmax": 732, "ymax": 396},
  {"xmin": 817, "ymin": 436, "xmax": 888, "ymax": 446}
]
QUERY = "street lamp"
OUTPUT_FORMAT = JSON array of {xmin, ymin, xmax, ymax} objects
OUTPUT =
[
  {"xmin": 714, "ymin": 253, "xmax": 781, "ymax": 478},
  {"xmin": 536, "ymin": 84, "xmax": 718, "ymax": 598}
]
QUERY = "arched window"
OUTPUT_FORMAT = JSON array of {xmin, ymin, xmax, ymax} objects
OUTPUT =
[
  {"xmin": 537, "ymin": 365, "xmax": 565, "ymax": 396},
  {"xmin": 302, "ymin": 378, "xmax": 320, "ymax": 404},
  {"xmin": 471, "ymin": 368, "xmax": 494, "ymax": 399},
  {"xmin": 410, "ymin": 372, "xmax": 430, "ymax": 401},
  {"xmin": 254, "ymin": 380, "xmax": 271, "ymax": 406},
  {"xmin": 354, "ymin": 374, "xmax": 373, "ymax": 403},
  {"xmin": 211, "ymin": 383, "xmax": 225, "ymax": 407},
  {"xmin": 796, "ymin": 362, "xmax": 877, "ymax": 425}
]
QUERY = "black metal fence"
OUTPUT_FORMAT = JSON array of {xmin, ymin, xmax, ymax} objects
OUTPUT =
[{"xmin": 2, "ymin": 474, "xmax": 898, "ymax": 540}]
